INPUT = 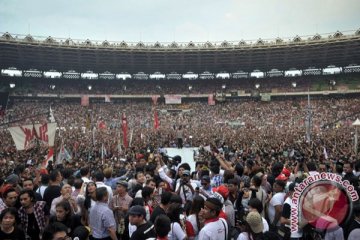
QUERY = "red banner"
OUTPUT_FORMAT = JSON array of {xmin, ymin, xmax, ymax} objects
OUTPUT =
[
  {"xmin": 81, "ymin": 95, "xmax": 89, "ymax": 106},
  {"xmin": 154, "ymin": 110, "xmax": 159, "ymax": 130},
  {"xmin": 208, "ymin": 94, "xmax": 215, "ymax": 105},
  {"xmin": 122, "ymin": 113, "xmax": 128, "ymax": 148}
]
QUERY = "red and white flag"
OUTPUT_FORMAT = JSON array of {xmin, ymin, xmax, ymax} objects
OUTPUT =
[
  {"xmin": 121, "ymin": 113, "xmax": 128, "ymax": 148},
  {"xmin": 8, "ymin": 123, "xmax": 57, "ymax": 150},
  {"xmin": 42, "ymin": 147, "xmax": 54, "ymax": 168}
]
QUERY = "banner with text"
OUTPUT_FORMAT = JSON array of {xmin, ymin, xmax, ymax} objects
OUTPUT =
[
  {"xmin": 8, "ymin": 123, "xmax": 57, "ymax": 150},
  {"xmin": 165, "ymin": 95, "xmax": 182, "ymax": 104}
]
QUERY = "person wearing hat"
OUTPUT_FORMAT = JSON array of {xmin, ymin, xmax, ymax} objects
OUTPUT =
[
  {"xmin": 199, "ymin": 197, "xmax": 228, "ymax": 240},
  {"xmin": 213, "ymin": 185, "xmax": 235, "ymax": 228},
  {"xmin": 175, "ymin": 169, "xmax": 198, "ymax": 204},
  {"xmin": 237, "ymin": 211, "xmax": 264, "ymax": 240},
  {"xmin": 110, "ymin": 180, "xmax": 133, "ymax": 238},
  {"xmin": 128, "ymin": 205, "xmax": 156, "ymax": 240}
]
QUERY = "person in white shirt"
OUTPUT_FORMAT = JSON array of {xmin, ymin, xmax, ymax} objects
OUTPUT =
[
  {"xmin": 175, "ymin": 170, "xmax": 198, "ymax": 204},
  {"xmin": 93, "ymin": 171, "xmax": 113, "ymax": 204},
  {"xmin": 199, "ymin": 197, "xmax": 228, "ymax": 240},
  {"xmin": 280, "ymin": 182, "xmax": 303, "ymax": 239},
  {"xmin": 267, "ymin": 180, "xmax": 286, "ymax": 228}
]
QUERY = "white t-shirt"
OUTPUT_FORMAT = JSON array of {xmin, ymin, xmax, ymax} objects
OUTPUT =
[
  {"xmin": 262, "ymin": 217, "xmax": 269, "ymax": 233},
  {"xmin": 198, "ymin": 218, "xmax": 228, "ymax": 240},
  {"xmin": 237, "ymin": 232, "xmax": 251, "ymax": 240},
  {"xmin": 283, "ymin": 197, "xmax": 302, "ymax": 238},
  {"xmin": 267, "ymin": 192, "xmax": 286, "ymax": 226},
  {"xmin": 188, "ymin": 214, "xmax": 199, "ymax": 235},
  {"xmin": 168, "ymin": 222, "xmax": 186, "ymax": 240}
]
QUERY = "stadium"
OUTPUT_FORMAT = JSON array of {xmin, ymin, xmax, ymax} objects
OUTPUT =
[{"xmin": 0, "ymin": 5, "xmax": 360, "ymax": 240}]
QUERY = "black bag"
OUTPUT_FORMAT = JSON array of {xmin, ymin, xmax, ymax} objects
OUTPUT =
[{"xmin": 277, "ymin": 224, "xmax": 291, "ymax": 240}]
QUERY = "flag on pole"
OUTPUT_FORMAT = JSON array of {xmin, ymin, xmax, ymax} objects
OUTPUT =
[
  {"xmin": 305, "ymin": 92, "xmax": 312, "ymax": 143},
  {"xmin": 154, "ymin": 109, "xmax": 159, "ymax": 130},
  {"xmin": 42, "ymin": 147, "xmax": 54, "ymax": 168},
  {"xmin": 323, "ymin": 147, "xmax": 328, "ymax": 159},
  {"xmin": 56, "ymin": 142, "xmax": 72, "ymax": 165},
  {"xmin": 101, "ymin": 143, "xmax": 107, "ymax": 160},
  {"xmin": 49, "ymin": 106, "xmax": 55, "ymax": 123},
  {"xmin": 122, "ymin": 113, "xmax": 128, "ymax": 148}
]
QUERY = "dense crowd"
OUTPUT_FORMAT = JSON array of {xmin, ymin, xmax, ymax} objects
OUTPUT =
[
  {"xmin": 1, "ymin": 75, "xmax": 346, "ymax": 95},
  {"xmin": 0, "ymin": 95, "xmax": 360, "ymax": 240}
]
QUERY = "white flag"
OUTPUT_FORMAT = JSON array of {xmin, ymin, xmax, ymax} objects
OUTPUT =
[{"xmin": 8, "ymin": 123, "xmax": 57, "ymax": 150}]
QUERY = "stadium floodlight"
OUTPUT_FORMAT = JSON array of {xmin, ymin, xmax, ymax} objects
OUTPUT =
[
  {"xmin": 189, "ymin": 85, "xmax": 193, "ymax": 91},
  {"xmin": 50, "ymin": 85, "xmax": 56, "ymax": 90},
  {"xmin": 255, "ymin": 84, "xmax": 260, "ymax": 89},
  {"xmin": 9, "ymin": 83, "xmax": 15, "ymax": 88},
  {"xmin": 87, "ymin": 85, "xmax": 92, "ymax": 91},
  {"xmin": 292, "ymin": 82, "xmax": 297, "ymax": 88},
  {"xmin": 222, "ymin": 84, "xmax": 226, "ymax": 89}
]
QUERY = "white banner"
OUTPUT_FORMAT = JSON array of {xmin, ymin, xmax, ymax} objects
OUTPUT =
[
  {"xmin": 165, "ymin": 95, "xmax": 182, "ymax": 104},
  {"xmin": 8, "ymin": 123, "xmax": 57, "ymax": 150}
]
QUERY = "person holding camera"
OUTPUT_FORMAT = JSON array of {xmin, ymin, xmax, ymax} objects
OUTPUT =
[{"xmin": 175, "ymin": 170, "xmax": 198, "ymax": 205}]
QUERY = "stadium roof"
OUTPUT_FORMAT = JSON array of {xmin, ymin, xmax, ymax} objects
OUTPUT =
[{"xmin": 0, "ymin": 30, "xmax": 359, "ymax": 74}]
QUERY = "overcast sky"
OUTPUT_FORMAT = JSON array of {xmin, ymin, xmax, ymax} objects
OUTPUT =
[{"xmin": 0, "ymin": 0, "xmax": 359, "ymax": 43}]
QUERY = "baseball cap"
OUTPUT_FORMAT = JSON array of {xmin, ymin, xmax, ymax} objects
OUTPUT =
[
  {"xmin": 282, "ymin": 168, "xmax": 291, "ymax": 177},
  {"xmin": 128, "ymin": 205, "xmax": 146, "ymax": 217},
  {"xmin": 275, "ymin": 173, "xmax": 288, "ymax": 181},
  {"xmin": 246, "ymin": 211, "xmax": 264, "ymax": 234},
  {"xmin": 116, "ymin": 180, "xmax": 128, "ymax": 188},
  {"xmin": 212, "ymin": 185, "xmax": 229, "ymax": 199}
]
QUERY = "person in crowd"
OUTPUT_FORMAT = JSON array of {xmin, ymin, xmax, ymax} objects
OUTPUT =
[
  {"xmin": 92, "ymin": 171, "xmax": 113, "ymax": 204},
  {"xmin": 150, "ymin": 191, "xmax": 172, "ymax": 224},
  {"xmin": 50, "ymin": 184, "xmax": 80, "ymax": 216},
  {"xmin": 267, "ymin": 180, "xmax": 286, "ymax": 229},
  {"xmin": 22, "ymin": 178, "xmax": 43, "ymax": 201},
  {"xmin": 213, "ymin": 185, "xmax": 235, "ymax": 228},
  {"xmin": 248, "ymin": 198, "xmax": 269, "ymax": 233},
  {"xmin": 347, "ymin": 204, "xmax": 360, "ymax": 240},
  {"xmin": 110, "ymin": 180, "xmax": 133, "ymax": 237},
  {"xmin": 237, "ymin": 211, "xmax": 264, "ymax": 240},
  {"xmin": 280, "ymin": 182, "xmax": 302, "ymax": 240},
  {"xmin": 43, "ymin": 169, "xmax": 62, "ymax": 210},
  {"xmin": 77, "ymin": 181, "xmax": 97, "ymax": 226},
  {"xmin": 36, "ymin": 174, "xmax": 49, "ymax": 199},
  {"xmin": 0, "ymin": 207, "xmax": 26, "ymax": 240},
  {"xmin": 198, "ymin": 197, "xmax": 228, "ymax": 240},
  {"xmin": 0, "ymin": 187, "xmax": 18, "ymax": 213},
  {"xmin": 89, "ymin": 187, "xmax": 117, "ymax": 240},
  {"xmin": 49, "ymin": 200, "xmax": 83, "ymax": 237},
  {"xmin": 154, "ymin": 214, "xmax": 172, "ymax": 240},
  {"xmin": 42, "ymin": 222, "xmax": 70, "ymax": 240},
  {"xmin": 128, "ymin": 205, "xmax": 156, "ymax": 240},
  {"xmin": 80, "ymin": 167, "xmax": 91, "ymax": 184},
  {"xmin": 175, "ymin": 170, "xmax": 198, "ymax": 204},
  {"xmin": 166, "ymin": 203, "xmax": 187, "ymax": 240},
  {"xmin": 187, "ymin": 195, "xmax": 204, "ymax": 237},
  {"xmin": 18, "ymin": 189, "xmax": 49, "ymax": 240}
]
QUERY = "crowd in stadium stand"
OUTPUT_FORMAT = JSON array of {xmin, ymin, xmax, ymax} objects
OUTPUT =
[
  {"xmin": 1, "ymin": 76, "xmax": 340, "ymax": 95},
  {"xmin": 0, "ymin": 95, "xmax": 360, "ymax": 240}
]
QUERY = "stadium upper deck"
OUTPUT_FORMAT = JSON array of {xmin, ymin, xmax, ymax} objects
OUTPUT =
[{"xmin": 0, "ymin": 30, "xmax": 359, "ymax": 75}]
